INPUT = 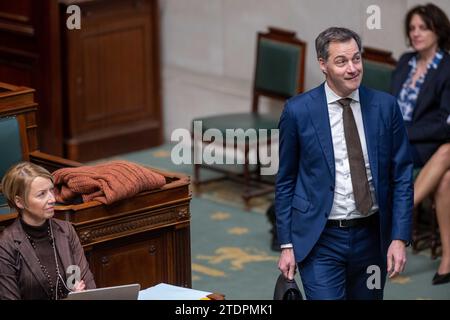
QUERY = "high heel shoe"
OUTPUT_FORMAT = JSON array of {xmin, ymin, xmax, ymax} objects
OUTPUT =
[{"xmin": 432, "ymin": 272, "xmax": 450, "ymax": 285}]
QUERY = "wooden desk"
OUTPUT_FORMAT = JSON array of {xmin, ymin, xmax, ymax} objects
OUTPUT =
[
  {"xmin": 0, "ymin": 82, "xmax": 191, "ymax": 289},
  {"xmin": 0, "ymin": 170, "xmax": 192, "ymax": 289}
]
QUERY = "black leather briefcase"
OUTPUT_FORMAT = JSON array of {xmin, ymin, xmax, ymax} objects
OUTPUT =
[{"xmin": 273, "ymin": 274, "xmax": 303, "ymax": 300}]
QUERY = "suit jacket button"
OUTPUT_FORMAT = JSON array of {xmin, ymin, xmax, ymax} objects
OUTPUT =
[{"xmin": 330, "ymin": 186, "xmax": 334, "ymax": 191}]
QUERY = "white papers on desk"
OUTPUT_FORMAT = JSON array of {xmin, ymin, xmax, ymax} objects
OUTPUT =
[{"xmin": 138, "ymin": 283, "xmax": 212, "ymax": 300}]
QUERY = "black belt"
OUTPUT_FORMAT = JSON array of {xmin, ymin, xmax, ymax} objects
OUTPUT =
[{"xmin": 326, "ymin": 213, "xmax": 378, "ymax": 228}]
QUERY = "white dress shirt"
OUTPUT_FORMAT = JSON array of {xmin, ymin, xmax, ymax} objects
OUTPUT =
[{"xmin": 325, "ymin": 82, "xmax": 378, "ymax": 220}]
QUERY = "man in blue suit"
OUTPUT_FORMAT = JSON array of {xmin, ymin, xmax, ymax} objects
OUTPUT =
[{"xmin": 276, "ymin": 27, "xmax": 413, "ymax": 300}]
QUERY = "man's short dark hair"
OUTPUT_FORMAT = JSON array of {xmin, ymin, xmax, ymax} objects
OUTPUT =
[{"xmin": 315, "ymin": 27, "xmax": 362, "ymax": 60}]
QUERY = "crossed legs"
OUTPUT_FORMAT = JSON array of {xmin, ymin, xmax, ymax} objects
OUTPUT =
[{"xmin": 414, "ymin": 143, "xmax": 450, "ymax": 275}]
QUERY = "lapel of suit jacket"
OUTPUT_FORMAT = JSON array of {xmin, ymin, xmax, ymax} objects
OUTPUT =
[
  {"xmin": 307, "ymin": 84, "xmax": 335, "ymax": 179},
  {"xmin": 13, "ymin": 220, "xmax": 53, "ymax": 298},
  {"xmin": 51, "ymin": 220, "xmax": 72, "ymax": 278},
  {"xmin": 359, "ymin": 86, "xmax": 379, "ymax": 191},
  {"xmin": 392, "ymin": 56, "xmax": 412, "ymax": 97},
  {"xmin": 414, "ymin": 66, "xmax": 439, "ymax": 120}
]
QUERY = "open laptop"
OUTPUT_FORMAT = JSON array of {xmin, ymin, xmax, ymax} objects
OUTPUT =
[{"xmin": 65, "ymin": 283, "xmax": 140, "ymax": 300}]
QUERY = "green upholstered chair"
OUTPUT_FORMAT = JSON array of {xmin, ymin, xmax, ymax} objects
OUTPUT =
[
  {"xmin": 0, "ymin": 116, "xmax": 23, "ymax": 213},
  {"xmin": 361, "ymin": 47, "xmax": 397, "ymax": 93},
  {"xmin": 192, "ymin": 27, "xmax": 306, "ymax": 207},
  {"xmin": 0, "ymin": 82, "xmax": 79, "ymax": 215}
]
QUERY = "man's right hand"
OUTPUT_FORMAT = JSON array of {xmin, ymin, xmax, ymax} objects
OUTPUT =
[{"xmin": 278, "ymin": 248, "xmax": 296, "ymax": 280}]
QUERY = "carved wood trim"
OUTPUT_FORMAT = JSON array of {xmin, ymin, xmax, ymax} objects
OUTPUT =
[{"xmin": 77, "ymin": 204, "xmax": 190, "ymax": 245}]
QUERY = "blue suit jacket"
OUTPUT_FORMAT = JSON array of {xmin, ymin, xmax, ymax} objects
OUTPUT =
[
  {"xmin": 391, "ymin": 51, "xmax": 450, "ymax": 164},
  {"xmin": 275, "ymin": 83, "xmax": 413, "ymax": 263}
]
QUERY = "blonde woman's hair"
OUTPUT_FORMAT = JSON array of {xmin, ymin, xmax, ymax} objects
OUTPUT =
[{"xmin": 1, "ymin": 162, "xmax": 53, "ymax": 212}]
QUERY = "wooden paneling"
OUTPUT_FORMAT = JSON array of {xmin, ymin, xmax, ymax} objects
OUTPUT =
[
  {"xmin": 71, "ymin": 18, "xmax": 152, "ymax": 132},
  {"xmin": 0, "ymin": 1, "xmax": 33, "ymax": 36},
  {"xmin": 0, "ymin": 0, "xmax": 162, "ymax": 160},
  {"xmin": 0, "ymin": 61, "xmax": 34, "ymax": 89},
  {"xmin": 62, "ymin": 0, "xmax": 162, "ymax": 161},
  {"xmin": 0, "ymin": 0, "xmax": 63, "ymax": 156},
  {"xmin": 0, "ymin": 0, "xmax": 63, "ymax": 155},
  {"xmin": 89, "ymin": 230, "xmax": 169, "ymax": 289}
]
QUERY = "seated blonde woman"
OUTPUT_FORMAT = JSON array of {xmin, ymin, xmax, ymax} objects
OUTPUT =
[
  {"xmin": 414, "ymin": 143, "xmax": 450, "ymax": 285},
  {"xmin": 0, "ymin": 162, "xmax": 96, "ymax": 299}
]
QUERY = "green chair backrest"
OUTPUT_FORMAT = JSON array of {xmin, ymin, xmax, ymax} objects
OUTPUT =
[
  {"xmin": 413, "ymin": 168, "xmax": 422, "ymax": 180},
  {"xmin": 362, "ymin": 60, "xmax": 395, "ymax": 93},
  {"xmin": 0, "ymin": 116, "xmax": 23, "ymax": 209},
  {"xmin": 255, "ymin": 38, "xmax": 303, "ymax": 97},
  {"xmin": 0, "ymin": 197, "xmax": 11, "ymax": 214}
]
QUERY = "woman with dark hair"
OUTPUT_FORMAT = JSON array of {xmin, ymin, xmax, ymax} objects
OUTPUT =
[
  {"xmin": 0, "ymin": 162, "xmax": 96, "ymax": 299},
  {"xmin": 391, "ymin": 3, "xmax": 450, "ymax": 285}
]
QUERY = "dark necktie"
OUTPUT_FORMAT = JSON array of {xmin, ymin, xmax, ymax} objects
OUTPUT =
[{"xmin": 337, "ymin": 98, "xmax": 373, "ymax": 215}]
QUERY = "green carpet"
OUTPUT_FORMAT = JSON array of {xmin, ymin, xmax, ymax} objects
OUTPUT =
[{"xmin": 94, "ymin": 143, "xmax": 450, "ymax": 300}]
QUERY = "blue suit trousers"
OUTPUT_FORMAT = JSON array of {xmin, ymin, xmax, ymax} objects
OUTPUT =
[{"xmin": 298, "ymin": 219, "xmax": 387, "ymax": 300}]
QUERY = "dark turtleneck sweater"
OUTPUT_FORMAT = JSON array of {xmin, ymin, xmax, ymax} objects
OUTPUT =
[{"xmin": 20, "ymin": 219, "xmax": 67, "ymax": 299}]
